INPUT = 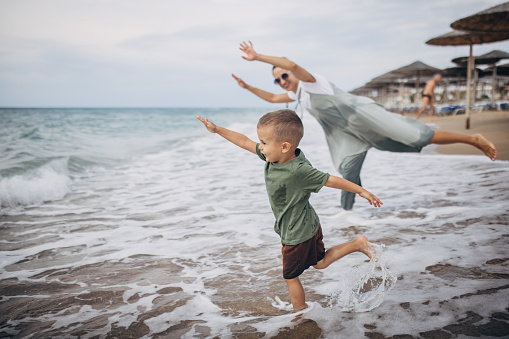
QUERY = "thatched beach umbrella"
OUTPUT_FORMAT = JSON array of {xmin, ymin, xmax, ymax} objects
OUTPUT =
[
  {"xmin": 476, "ymin": 50, "xmax": 509, "ymax": 106},
  {"xmin": 452, "ymin": 50, "xmax": 509, "ymax": 66},
  {"xmin": 450, "ymin": 56, "xmax": 483, "ymax": 106},
  {"xmin": 390, "ymin": 61, "xmax": 442, "ymax": 109},
  {"xmin": 475, "ymin": 49, "xmax": 509, "ymax": 64},
  {"xmin": 349, "ymin": 84, "xmax": 380, "ymax": 98},
  {"xmin": 451, "ymin": 2, "xmax": 509, "ymax": 33},
  {"xmin": 484, "ymin": 62, "xmax": 509, "ymax": 77},
  {"xmin": 366, "ymin": 70, "xmax": 417, "ymax": 108},
  {"xmin": 442, "ymin": 66, "xmax": 471, "ymax": 105},
  {"xmin": 390, "ymin": 61, "xmax": 441, "ymax": 78},
  {"xmin": 450, "ymin": 50, "xmax": 509, "ymax": 107},
  {"xmin": 369, "ymin": 71, "xmax": 406, "ymax": 84},
  {"xmin": 362, "ymin": 74, "xmax": 392, "ymax": 105},
  {"xmin": 426, "ymin": 30, "xmax": 509, "ymax": 129},
  {"xmin": 442, "ymin": 66, "xmax": 473, "ymax": 77}
]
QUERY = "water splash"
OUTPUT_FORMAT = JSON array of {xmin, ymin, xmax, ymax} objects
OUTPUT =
[
  {"xmin": 268, "ymin": 296, "xmax": 293, "ymax": 312},
  {"xmin": 327, "ymin": 243, "xmax": 397, "ymax": 312}
]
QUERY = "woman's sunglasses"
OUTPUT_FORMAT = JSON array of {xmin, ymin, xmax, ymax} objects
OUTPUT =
[{"xmin": 274, "ymin": 73, "xmax": 289, "ymax": 85}]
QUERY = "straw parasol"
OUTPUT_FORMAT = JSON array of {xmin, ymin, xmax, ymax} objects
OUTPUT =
[
  {"xmin": 426, "ymin": 30, "xmax": 509, "ymax": 128},
  {"xmin": 475, "ymin": 50, "xmax": 509, "ymax": 106},
  {"xmin": 451, "ymin": 2, "xmax": 509, "ymax": 33},
  {"xmin": 369, "ymin": 70, "xmax": 407, "ymax": 84},
  {"xmin": 441, "ymin": 66, "xmax": 481, "ymax": 105},
  {"xmin": 442, "ymin": 66, "xmax": 474, "ymax": 77},
  {"xmin": 390, "ymin": 61, "xmax": 442, "ymax": 78},
  {"xmin": 452, "ymin": 50, "xmax": 509, "ymax": 65},
  {"xmin": 350, "ymin": 84, "xmax": 380, "ymax": 97},
  {"xmin": 389, "ymin": 61, "xmax": 442, "ymax": 108},
  {"xmin": 366, "ymin": 71, "xmax": 410, "ymax": 108},
  {"xmin": 483, "ymin": 62, "xmax": 509, "ymax": 77},
  {"xmin": 475, "ymin": 49, "xmax": 509, "ymax": 63},
  {"xmin": 426, "ymin": 30, "xmax": 509, "ymax": 47}
]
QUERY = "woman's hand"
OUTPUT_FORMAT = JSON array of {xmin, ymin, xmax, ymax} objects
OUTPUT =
[
  {"xmin": 239, "ymin": 41, "xmax": 258, "ymax": 61},
  {"xmin": 232, "ymin": 74, "xmax": 248, "ymax": 89}
]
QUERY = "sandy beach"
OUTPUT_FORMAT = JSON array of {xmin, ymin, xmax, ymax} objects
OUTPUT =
[{"xmin": 422, "ymin": 110, "xmax": 509, "ymax": 161}]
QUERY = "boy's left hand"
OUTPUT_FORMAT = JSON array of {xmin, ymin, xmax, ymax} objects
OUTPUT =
[
  {"xmin": 359, "ymin": 190, "xmax": 383, "ymax": 208},
  {"xmin": 197, "ymin": 116, "xmax": 218, "ymax": 133}
]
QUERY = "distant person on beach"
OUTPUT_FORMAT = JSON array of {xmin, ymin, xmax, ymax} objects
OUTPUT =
[
  {"xmin": 414, "ymin": 74, "xmax": 442, "ymax": 121},
  {"xmin": 232, "ymin": 41, "xmax": 497, "ymax": 210},
  {"xmin": 198, "ymin": 109, "xmax": 382, "ymax": 312}
]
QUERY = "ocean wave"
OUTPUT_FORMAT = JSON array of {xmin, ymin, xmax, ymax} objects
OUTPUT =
[
  {"xmin": 0, "ymin": 107, "xmax": 265, "ymax": 215},
  {"xmin": 19, "ymin": 127, "xmax": 42, "ymax": 140},
  {"xmin": 0, "ymin": 157, "xmax": 72, "ymax": 213}
]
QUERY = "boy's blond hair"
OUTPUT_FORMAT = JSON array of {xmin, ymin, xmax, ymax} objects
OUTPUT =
[{"xmin": 257, "ymin": 109, "xmax": 304, "ymax": 147}]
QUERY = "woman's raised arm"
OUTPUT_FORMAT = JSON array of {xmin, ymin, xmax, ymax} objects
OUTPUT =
[
  {"xmin": 239, "ymin": 41, "xmax": 315, "ymax": 83},
  {"xmin": 231, "ymin": 74, "xmax": 293, "ymax": 103}
]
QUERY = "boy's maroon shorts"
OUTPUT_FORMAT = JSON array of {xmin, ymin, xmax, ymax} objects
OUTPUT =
[{"xmin": 282, "ymin": 226, "xmax": 326, "ymax": 280}]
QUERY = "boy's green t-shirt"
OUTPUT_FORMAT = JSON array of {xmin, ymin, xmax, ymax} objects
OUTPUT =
[{"xmin": 256, "ymin": 144, "xmax": 330, "ymax": 245}]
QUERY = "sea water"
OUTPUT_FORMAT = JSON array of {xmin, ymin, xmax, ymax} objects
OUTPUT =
[{"xmin": 1, "ymin": 107, "xmax": 508, "ymax": 338}]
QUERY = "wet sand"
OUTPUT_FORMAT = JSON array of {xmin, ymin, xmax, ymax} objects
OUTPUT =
[{"xmin": 421, "ymin": 110, "xmax": 509, "ymax": 161}]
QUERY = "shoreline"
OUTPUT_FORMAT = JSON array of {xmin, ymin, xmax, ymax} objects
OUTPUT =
[{"xmin": 414, "ymin": 110, "xmax": 509, "ymax": 161}]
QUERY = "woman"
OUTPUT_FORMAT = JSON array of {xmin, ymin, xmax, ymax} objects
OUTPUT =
[{"xmin": 232, "ymin": 41, "xmax": 497, "ymax": 210}]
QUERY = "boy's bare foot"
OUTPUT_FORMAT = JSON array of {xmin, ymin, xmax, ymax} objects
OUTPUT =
[
  {"xmin": 293, "ymin": 304, "xmax": 308, "ymax": 313},
  {"xmin": 474, "ymin": 133, "xmax": 497, "ymax": 161},
  {"xmin": 356, "ymin": 236, "xmax": 377, "ymax": 261},
  {"xmin": 291, "ymin": 302, "xmax": 315, "ymax": 316}
]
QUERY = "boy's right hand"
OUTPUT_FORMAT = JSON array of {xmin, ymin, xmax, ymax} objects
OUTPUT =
[{"xmin": 197, "ymin": 116, "xmax": 218, "ymax": 133}]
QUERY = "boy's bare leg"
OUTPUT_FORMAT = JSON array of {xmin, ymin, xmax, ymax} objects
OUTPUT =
[
  {"xmin": 286, "ymin": 236, "xmax": 373, "ymax": 311},
  {"xmin": 430, "ymin": 130, "xmax": 497, "ymax": 161},
  {"xmin": 314, "ymin": 236, "xmax": 373, "ymax": 270},
  {"xmin": 285, "ymin": 277, "xmax": 307, "ymax": 311}
]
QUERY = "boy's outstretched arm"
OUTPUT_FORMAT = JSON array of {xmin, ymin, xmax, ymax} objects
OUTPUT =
[
  {"xmin": 197, "ymin": 116, "xmax": 257, "ymax": 154},
  {"xmin": 325, "ymin": 175, "xmax": 383, "ymax": 208}
]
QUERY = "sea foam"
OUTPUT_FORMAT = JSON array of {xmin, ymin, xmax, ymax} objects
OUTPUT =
[
  {"xmin": 0, "ymin": 158, "xmax": 72, "ymax": 212},
  {"xmin": 1, "ymin": 108, "xmax": 508, "ymax": 338}
]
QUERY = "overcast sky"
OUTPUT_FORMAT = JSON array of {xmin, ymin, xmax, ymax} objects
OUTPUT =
[{"xmin": 1, "ymin": 0, "xmax": 508, "ymax": 107}]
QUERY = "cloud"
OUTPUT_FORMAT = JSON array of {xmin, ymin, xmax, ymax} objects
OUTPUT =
[{"xmin": 0, "ymin": 0, "xmax": 507, "ymax": 107}]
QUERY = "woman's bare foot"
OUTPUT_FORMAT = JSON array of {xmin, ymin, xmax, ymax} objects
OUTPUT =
[
  {"xmin": 473, "ymin": 133, "xmax": 497, "ymax": 161},
  {"xmin": 356, "ymin": 236, "xmax": 377, "ymax": 261}
]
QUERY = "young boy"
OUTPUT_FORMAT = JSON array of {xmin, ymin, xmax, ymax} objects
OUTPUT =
[{"xmin": 197, "ymin": 109, "xmax": 382, "ymax": 312}]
